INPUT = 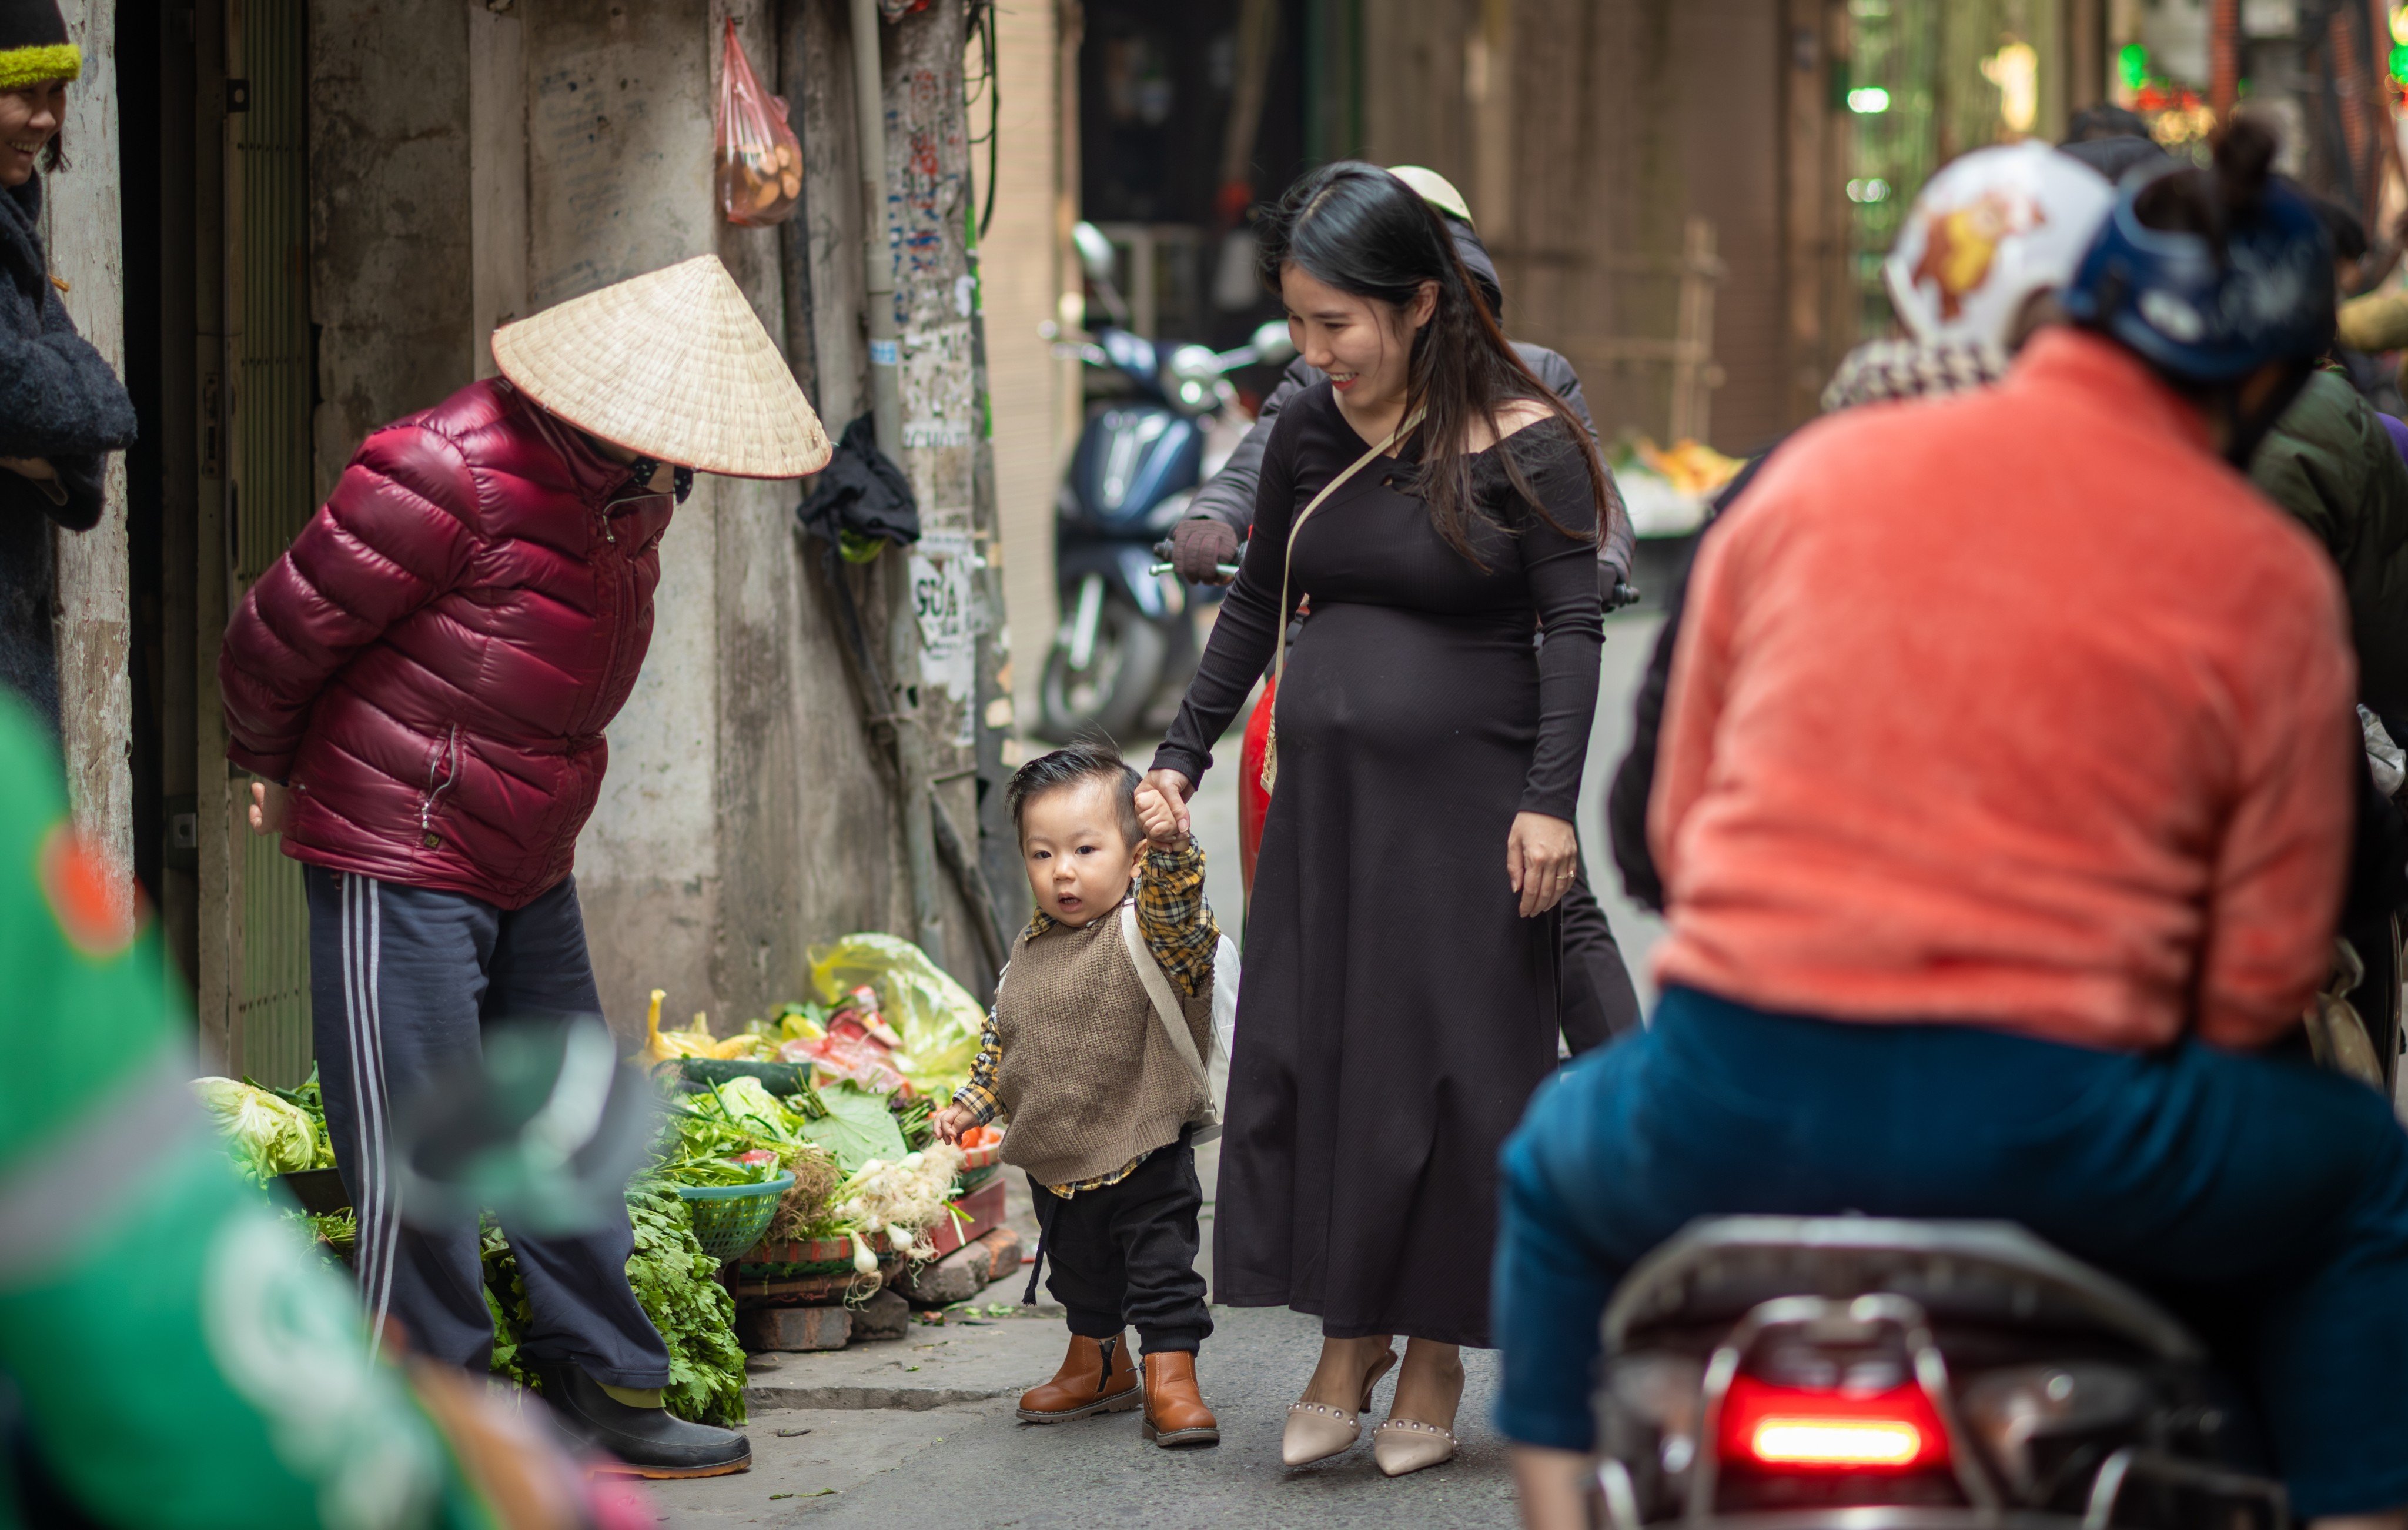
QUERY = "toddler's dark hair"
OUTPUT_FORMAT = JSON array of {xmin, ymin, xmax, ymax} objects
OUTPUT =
[{"xmin": 1007, "ymin": 743, "xmax": 1143, "ymax": 847}]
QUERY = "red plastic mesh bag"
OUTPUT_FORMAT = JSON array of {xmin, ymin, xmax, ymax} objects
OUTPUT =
[{"xmin": 715, "ymin": 18, "xmax": 801, "ymax": 227}]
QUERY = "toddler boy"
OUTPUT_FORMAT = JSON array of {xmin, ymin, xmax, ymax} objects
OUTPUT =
[{"xmin": 932, "ymin": 743, "xmax": 1220, "ymax": 1448}]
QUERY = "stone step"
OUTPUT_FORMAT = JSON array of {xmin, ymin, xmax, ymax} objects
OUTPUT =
[{"xmin": 896, "ymin": 1225, "xmax": 1024, "ymax": 1308}]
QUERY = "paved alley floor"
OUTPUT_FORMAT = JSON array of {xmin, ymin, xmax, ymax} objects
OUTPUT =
[{"xmin": 644, "ymin": 1308, "xmax": 1518, "ymax": 1528}]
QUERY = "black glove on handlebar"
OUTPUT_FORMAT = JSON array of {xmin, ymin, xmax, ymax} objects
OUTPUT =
[{"xmin": 1171, "ymin": 517, "xmax": 1242, "ymax": 584}]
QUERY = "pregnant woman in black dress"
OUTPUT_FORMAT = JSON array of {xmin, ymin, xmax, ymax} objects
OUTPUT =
[{"xmin": 1143, "ymin": 163, "xmax": 1607, "ymax": 1478}]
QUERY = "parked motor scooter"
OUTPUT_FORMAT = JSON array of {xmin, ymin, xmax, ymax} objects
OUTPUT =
[
  {"xmin": 1037, "ymin": 221, "xmax": 1295, "ymax": 742},
  {"xmin": 1593, "ymin": 1217, "xmax": 2285, "ymax": 1528}
]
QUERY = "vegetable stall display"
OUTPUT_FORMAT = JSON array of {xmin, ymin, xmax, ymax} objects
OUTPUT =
[{"xmin": 193, "ymin": 933, "xmax": 1004, "ymax": 1427}]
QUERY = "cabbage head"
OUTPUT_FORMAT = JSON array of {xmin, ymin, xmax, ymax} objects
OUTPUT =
[{"xmin": 194, "ymin": 1077, "xmax": 323, "ymax": 1184}]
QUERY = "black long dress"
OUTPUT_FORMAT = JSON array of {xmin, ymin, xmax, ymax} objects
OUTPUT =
[{"xmin": 1152, "ymin": 382, "xmax": 1603, "ymax": 1347}]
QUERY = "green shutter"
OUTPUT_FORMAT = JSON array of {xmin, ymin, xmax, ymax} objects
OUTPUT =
[{"xmin": 232, "ymin": 0, "xmax": 314, "ymax": 1087}]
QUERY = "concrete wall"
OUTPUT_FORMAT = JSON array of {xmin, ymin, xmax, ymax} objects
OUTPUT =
[
  {"xmin": 309, "ymin": 0, "xmax": 473, "ymax": 495},
  {"xmin": 979, "ymin": 0, "xmax": 1063, "ymax": 725},
  {"xmin": 516, "ymin": 0, "xmax": 727, "ymax": 1035}
]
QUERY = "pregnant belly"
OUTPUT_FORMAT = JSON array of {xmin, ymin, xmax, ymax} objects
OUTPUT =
[{"xmin": 1274, "ymin": 602, "xmax": 1539, "ymax": 759}]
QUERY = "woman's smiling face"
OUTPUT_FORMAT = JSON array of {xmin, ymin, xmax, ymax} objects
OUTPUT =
[
  {"xmin": 0, "ymin": 81, "xmax": 65, "ymax": 189},
  {"xmin": 1280, "ymin": 263, "xmax": 1434, "ymax": 416}
]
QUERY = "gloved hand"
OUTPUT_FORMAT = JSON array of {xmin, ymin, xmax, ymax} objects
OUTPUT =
[{"xmin": 1170, "ymin": 517, "xmax": 1241, "ymax": 584}]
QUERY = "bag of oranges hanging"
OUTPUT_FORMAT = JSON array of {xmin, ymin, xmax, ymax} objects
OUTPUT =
[{"xmin": 715, "ymin": 17, "xmax": 801, "ymax": 227}]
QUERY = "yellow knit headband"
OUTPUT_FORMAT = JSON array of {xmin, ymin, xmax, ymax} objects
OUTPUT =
[{"xmin": 0, "ymin": 43, "xmax": 79, "ymax": 91}]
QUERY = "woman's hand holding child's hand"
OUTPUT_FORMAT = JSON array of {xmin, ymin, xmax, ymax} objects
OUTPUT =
[
  {"xmin": 931, "ymin": 1103, "xmax": 978, "ymax": 1145},
  {"xmin": 1138, "ymin": 769, "xmax": 1195, "ymax": 837},
  {"xmin": 1134, "ymin": 784, "xmax": 1188, "ymax": 849}
]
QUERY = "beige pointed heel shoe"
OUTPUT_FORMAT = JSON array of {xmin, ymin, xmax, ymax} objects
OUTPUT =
[
  {"xmin": 1281, "ymin": 1347, "xmax": 1397, "ymax": 1467},
  {"xmin": 1372, "ymin": 1417, "xmax": 1459, "ymax": 1476}
]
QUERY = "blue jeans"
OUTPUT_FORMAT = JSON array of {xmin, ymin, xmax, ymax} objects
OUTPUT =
[{"xmin": 1493, "ymin": 984, "xmax": 2408, "ymax": 1519}]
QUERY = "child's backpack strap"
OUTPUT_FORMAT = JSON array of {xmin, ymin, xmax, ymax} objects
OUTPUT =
[{"xmin": 1118, "ymin": 900, "xmax": 1223, "ymax": 1144}]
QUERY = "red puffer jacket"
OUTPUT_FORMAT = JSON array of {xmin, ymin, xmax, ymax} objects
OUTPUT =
[{"xmin": 219, "ymin": 379, "xmax": 676, "ymax": 908}]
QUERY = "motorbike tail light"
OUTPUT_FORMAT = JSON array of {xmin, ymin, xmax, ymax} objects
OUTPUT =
[{"xmin": 1720, "ymin": 1372, "xmax": 1951, "ymax": 1472}]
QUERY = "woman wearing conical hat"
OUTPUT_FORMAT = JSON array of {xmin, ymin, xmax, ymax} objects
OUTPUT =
[{"xmin": 220, "ymin": 256, "xmax": 830, "ymax": 1479}]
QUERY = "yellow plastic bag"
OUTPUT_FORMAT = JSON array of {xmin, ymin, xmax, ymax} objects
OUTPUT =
[{"xmin": 807, "ymin": 934, "xmax": 985, "ymax": 1097}]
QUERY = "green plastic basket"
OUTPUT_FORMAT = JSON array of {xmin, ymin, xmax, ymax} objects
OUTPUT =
[{"xmin": 674, "ymin": 1172, "xmax": 794, "ymax": 1262}]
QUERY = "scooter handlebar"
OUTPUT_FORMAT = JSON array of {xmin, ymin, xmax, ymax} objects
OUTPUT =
[{"xmin": 1149, "ymin": 537, "xmax": 1242, "ymax": 580}]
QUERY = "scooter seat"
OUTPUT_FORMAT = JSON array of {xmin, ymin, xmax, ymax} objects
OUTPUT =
[{"xmin": 1604, "ymin": 1215, "xmax": 2202, "ymax": 1362}]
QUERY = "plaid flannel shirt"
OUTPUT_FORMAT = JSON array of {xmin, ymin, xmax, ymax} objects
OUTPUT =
[{"xmin": 954, "ymin": 837, "xmax": 1218, "ymax": 1197}]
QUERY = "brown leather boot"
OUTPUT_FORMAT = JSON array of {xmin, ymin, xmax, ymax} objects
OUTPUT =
[
  {"xmin": 1016, "ymin": 1332, "xmax": 1141, "ymax": 1423},
  {"xmin": 1139, "ymin": 1350, "xmax": 1220, "ymax": 1448}
]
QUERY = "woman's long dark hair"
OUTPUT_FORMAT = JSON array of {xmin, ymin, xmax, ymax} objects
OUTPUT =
[{"xmin": 1255, "ymin": 161, "xmax": 1606, "ymax": 562}]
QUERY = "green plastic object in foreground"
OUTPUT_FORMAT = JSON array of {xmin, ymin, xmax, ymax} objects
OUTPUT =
[{"xmin": 0, "ymin": 693, "xmax": 502, "ymax": 1529}]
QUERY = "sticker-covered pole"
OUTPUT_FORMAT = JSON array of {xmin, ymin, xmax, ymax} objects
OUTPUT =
[{"xmin": 851, "ymin": 0, "xmax": 905, "ymax": 461}]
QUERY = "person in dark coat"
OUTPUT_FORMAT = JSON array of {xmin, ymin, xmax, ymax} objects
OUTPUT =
[
  {"xmin": 1173, "ymin": 165, "xmax": 1641, "ymax": 1051},
  {"xmin": 1143, "ymin": 162, "xmax": 1611, "ymax": 1479},
  {"xmin": 0, "ymin": 6, "xmax": 136, "ymax": 733}
]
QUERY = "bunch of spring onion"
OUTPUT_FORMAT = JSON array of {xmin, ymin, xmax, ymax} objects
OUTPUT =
[{"xmin": 828, "ymin": 1143, "xmax": 968, "ymax": 1274}]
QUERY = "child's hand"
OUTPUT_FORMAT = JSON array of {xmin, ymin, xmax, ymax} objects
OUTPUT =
[
  {"xmin": 931, "ymin": 1103, "xmax": 978, "ymax": 1145},
  {"xmin": 1134, "ymin": 784, "xmax": 1188, "ymax": 848}
]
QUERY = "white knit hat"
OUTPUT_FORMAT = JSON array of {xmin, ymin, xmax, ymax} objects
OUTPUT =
[{"xmin": 491, "ymin": 255, "xmax": 832, "ymax": 479}]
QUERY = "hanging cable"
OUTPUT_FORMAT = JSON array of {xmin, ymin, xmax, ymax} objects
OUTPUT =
[{"xmin": 964, "ymin": 0, "xmax": 1002, "ymax": 238}]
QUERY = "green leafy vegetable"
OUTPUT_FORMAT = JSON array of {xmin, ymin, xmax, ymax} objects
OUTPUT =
[
  {"xmin": 623, "ymin": 1184, "xmax": 748, "ymax": 1426},
  {"xmin": 797, "ymin": 1081, "xmax": 909, "ymax": 1174},
  {"xmin": 481, "ymin": 1187, "xmax": 747, "ymax": 1427},
  {"xmin": 891, "ymin": 1093, "xmax": 934, "ymax": 1151},
  {"xmin": 194, "ymin": 1075, "xmax": 332, "ymax": 1184},
  {"xmin": 712, "ymin": 1077, "xmax": 796, "ymax": 1141},
  {"xmin": 480, "ymin": 1218, "xmax": 537, "ymax": 1391}
]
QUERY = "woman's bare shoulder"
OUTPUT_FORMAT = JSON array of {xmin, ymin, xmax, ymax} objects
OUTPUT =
[{"xmin": 1464, "ymin": 397, "xmax": 1560, "ymax": 455}]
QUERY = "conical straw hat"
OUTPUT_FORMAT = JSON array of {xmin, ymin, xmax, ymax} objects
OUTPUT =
[{"xmin": 491, "ymin": 255, "xmax": 832, "ymax": 479}]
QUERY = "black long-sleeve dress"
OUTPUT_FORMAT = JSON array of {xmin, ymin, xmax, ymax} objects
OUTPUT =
[{"xmin": 1152, "ymin": 382, "xmax": 1603, "ymax": 1347}]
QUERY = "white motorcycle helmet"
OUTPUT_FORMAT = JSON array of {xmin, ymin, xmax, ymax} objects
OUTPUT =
[{"xmin": 1883, "ymin": 141, "xmax": 2115, "ymax": 352}]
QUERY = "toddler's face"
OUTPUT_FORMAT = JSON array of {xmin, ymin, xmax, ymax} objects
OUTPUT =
[{"xmin": 1019, "ymin": 781, "xmax": 1144, "ymax": 927}]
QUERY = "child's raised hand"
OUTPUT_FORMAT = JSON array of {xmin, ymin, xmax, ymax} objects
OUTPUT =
[
  {"xmin": 1134, "ymin": 784, "xmax": 1187, "ymax": 848},
  {"xmin": 931, "ymin": 1103, "xmax": 977, "ymax": 1145}
]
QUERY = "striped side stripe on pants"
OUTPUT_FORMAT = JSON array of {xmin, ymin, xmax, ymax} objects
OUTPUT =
[{"xmin": 339, "ymin": 871, "xmax": 399, "ymax": 1353}]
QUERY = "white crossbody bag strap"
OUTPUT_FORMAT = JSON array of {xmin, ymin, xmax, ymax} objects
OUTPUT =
[{"xmin": 1119, "ymin": 900, "xmax": 1222, "ymax": 1143}]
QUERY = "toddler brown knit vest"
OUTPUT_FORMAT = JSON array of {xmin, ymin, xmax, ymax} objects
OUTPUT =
[{"xmin": 992, "ymin": 904, "xmax": 1213, "ymax": 1188}]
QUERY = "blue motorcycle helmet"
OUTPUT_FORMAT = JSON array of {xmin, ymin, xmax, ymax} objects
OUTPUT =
[{"xmin": 2061, "ymin": 119, "xmax": 2333, "ymax": 463}]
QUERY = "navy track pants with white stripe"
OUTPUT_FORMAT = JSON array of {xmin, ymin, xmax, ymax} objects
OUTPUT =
[{"xmin": 304, "ymin": 867, "xmax": 673, "ymax": 1387}]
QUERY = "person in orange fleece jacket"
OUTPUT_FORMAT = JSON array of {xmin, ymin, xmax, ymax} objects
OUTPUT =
[{"xmin": 1496, "ymin": 125, "xmax": 2408, "ymax": 1530}]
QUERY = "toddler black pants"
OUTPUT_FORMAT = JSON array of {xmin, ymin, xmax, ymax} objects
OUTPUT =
[{"xmin": 1027, "ymin": 1134, "xmax": 1213, "ymax": 1354}]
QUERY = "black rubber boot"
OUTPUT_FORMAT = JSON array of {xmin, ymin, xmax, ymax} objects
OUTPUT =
[{"xmin": 531, "ymin": 1363, "xmax": 752, "ymax": 1479}]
